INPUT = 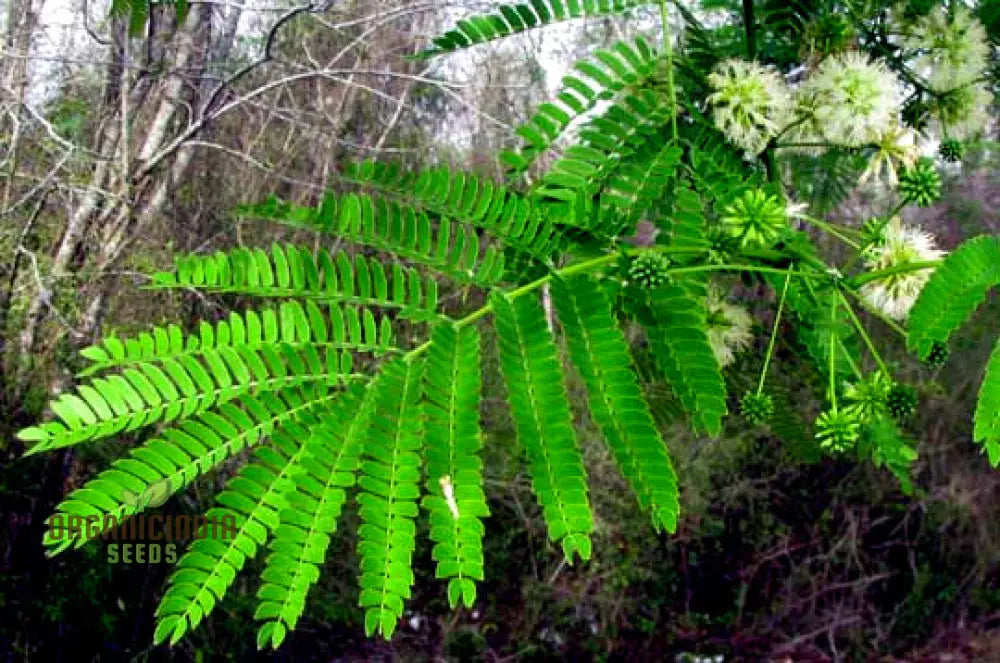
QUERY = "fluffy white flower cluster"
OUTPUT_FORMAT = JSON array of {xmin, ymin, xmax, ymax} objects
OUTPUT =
[
  {"xmin": 859, "ymin": 125, "xmax": 923, "ymax": 185},
  {"xmin": 900, "ymin": 5, "xmax": 992, "ymax": 139},
  {"xmin": 932, "ymin": 81, "xmax": 992, "ymax": 140},
  {"xmin": 707, "ymin": 53, "xmax": 905, "ymax": 157},
  {"xmin": 705, "ymin": 283, "xmax": 754, "ymax": 367},
  {"xmin": 706, "ymin": 6, "xmax": 991, "ymax": 159},
  {"xmin": 799, "ymin": 52, "xmax": 905, "ymax": 147},
  {"xmin": 706, "ymin": 60, "xmax": 793, "ymax": 155},
  {"xmin": 904, "ymin": 6, "xmax": 989, "ymax": 92},
  {"xmin": 860, "ymin": 217, "xmax": 946, "ymax": 321}
]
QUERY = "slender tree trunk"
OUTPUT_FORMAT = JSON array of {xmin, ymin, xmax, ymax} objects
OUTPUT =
[{"xmin": 14, "ymin": 5, "xmax": 214, "ymax": 394}]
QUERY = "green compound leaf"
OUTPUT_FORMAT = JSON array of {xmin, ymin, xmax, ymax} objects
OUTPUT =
[
  {"xmin": 491, "ymin": 290, "xmax": 594, "ymax": 562},
  {"xmin": 975, "ymin": 337, "xmax": 1000, "ymax": 467},
  {"xmin": 421, "ymin": 323, "xmax": 489, "ymax": 608},
  {"xmin": 906, "ymin": 235, "xmax": 1000, "ymax": 359},
  {"xmin": 356, "ymin": 358, "xmax": 424, "ymax": 639},
  {"xmin": 552, "ymin": 275, "xmax": 680, "ymax": 532}
]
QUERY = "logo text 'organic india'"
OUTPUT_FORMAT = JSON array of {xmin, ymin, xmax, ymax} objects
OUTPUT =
[{"xmin": 45, "ymin": 479, "xmax": 238, "ymax": 564}]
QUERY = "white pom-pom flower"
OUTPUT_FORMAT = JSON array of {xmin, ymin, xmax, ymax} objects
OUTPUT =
[
  {"xmin": 860, "ymin": 125, "xmax": 924, "ymax": 185},
  {"xmin": 904, "ymin": 6, "xmax": 990, "ymax": 92},
  {"xmin": 707, "ymin": 59, "xmax": 793, "ymax": 155},
  {"xmin": 705, "ymin": 283, "xmax": 754, "ymax": 367},
  {"xmin": 931, "ymin": 82, "xmax": 992, "ymax": 140},
  {"xmin": 799, "ymin": 52, "xmax": 904, "ymax": 147},
  {"xmin": 860, "ymin": 217, "xmax": 946, "ymax": 321}
]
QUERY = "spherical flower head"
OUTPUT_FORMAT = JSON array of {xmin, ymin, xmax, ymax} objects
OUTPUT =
[
  {"xmin": 939, "ymin": 138, "xmax": 965, "ymax": 162},
  {"xmin": 904, "ymin": 6, "xmax": 989, "ymax": 92},
  {"xmin": 886, "ymin": 383, "xmax": 919, "ymax": 419},
  {"xmin": 705, "ymin": 282, "xmax": 754, "ymax": 368},
  {"xmin": 800, "ymin": 52, "xmax": 904, "ymax": 147},
  {"xmin": 897, "ymin": 157, "xmax": 941, "ymax": 207},
  {"xmin": 740, "ymin": 391, "xmax": 774, "ymax": 425},
  {"xmin": 815, "ymin": 409, "xmax": 862, "ymax": 452},
  {"xmin": 843, "ymin": 370, "xmax": 893, "ymax": 422},
  {"xmin": 860, "ymin": 125, "xmax": 923, "ymax": 185},
  {"xmin": 860, "ymin": 217, "xmax": 946, "ymax": 321},
  {"xmin": 930, "ymin": 83, "xmax": 991, "ymax": 140},
  {"xmin": 721, "ymin": 189, "xmax": 788, "ymax": 249},
  {"xmin": 626, "ymin": 251, "xmax": 672, "ymax": 290},
  {"xmin": 707, "ymin": 59, "xmax": 793, "ymax": 155}
]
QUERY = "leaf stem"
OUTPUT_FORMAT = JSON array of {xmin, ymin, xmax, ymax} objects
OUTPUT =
[
  {"xmin": 887, "ymin": 200, "xmax": 907, "ymax": 218},
  {"xmin": 840, "ymin": 286, "xmax": 907, "ymax": 337},
  {"xmin": 838, "ymin": 288, "xmax": 889, "ymax": 375},
  {"xmin": 757, "ymin": 264, "xmax": 793, "ymax": 395},
  {"xmin": 405, "ymin": 249, "xmax": 829, "ymax": 361},
  {"xmin": 663, "ymin": 263, "xmax": 825, "ymax": 279},
  {"xmin": 659, "ymin": 0, "xmax": 678, "ymax": 140},
  {"xmin": 799, "ymin": 215, "xmax": 861, "ymax": 249},
  {"xmin": 742, "ymin": 0, "xmax": 756, "ymax": 59},
  {"xmin": 829, "ymin": 292, "xmax": 839, "ymax": 412},
  {"xmin": 404, "ymin": 252, "xmax": 621, "ymax": 361},
  {"xmin": 847, "ymin": 260, "xmax": 940, "ymax": 287}
]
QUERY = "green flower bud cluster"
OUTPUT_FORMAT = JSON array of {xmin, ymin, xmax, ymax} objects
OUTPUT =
[
  {"xmin": 886, "ymin": 383, "xmax": 919, "ymax": 419},
  {"xmin": 898, "ymin": 158, "xmax": 941, "ymax": 207},
  {"xmin": 740, "ymin": 392, "xmax": 774, "ymax": 425},
  {"xmin": 938, "ymin": 138, "xmax": 964, "ymax": 162},
  {"xmin": 720, "ymin": 189, "xmax": 788, "ymax": 250},
  {"xmin": 924, "ymin": 341, "xmax": 950, "ymax": 368},
  {"xmin": 815, "ymin": 409, "xmax": 862, "ymax": 452},
  {"xmin": 626, "ymin": 251, "xmax": 672, "ymax": 290}
]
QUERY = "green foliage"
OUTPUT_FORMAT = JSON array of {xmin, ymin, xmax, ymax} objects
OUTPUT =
[
  {"xmin": 974, "ymin": 338, "xmax": 1000, "ymax": 467},
  {"xmin": 785, "ymin": 148, "xmax": 868, "ymax": 215},
  {"xmin": 41, "ymin": 387, "xmax": 341, "ymax": 555},
  {"xmin": 148, "ymin": 244, "xmax": 443, "ymax": 319},
  {"xmin": 17, "ymin": 0, "xmax": 1000, "ymax": 651},
  {"xmin": 551, "ymin": 275, "xmax": 679, "ymax": 532},
  {"xmin": 658, "ymin": 178, "xmax": 713, "ymax": 253},
  {"xmin": 773, "ymin": 275, "xmax": 860, "ymax": 386},
  {"xmin": 857, "ymin": 417, "xmax": 918, "ymax": 494},
  {"xmin": 642, "ymin": 280, "xmax": 728, "ymax": 437},
  {"xmin": 357, "ymin": 358, "xmax": 424, "ymax": 639},
  {"xmin": 416, "ymin": 0, "xmax": 656, "ymax": 58},
  {"xmin": 155, "ymin": 412, "xmax": 320, "ymax": 646},
  {"xmin": 238, "ymin": 194, "xmax": 510, "ymax": 283},
  {"xmin": 77, "ymin": 303, "xmax": 394, "ymax": 380},
  {"xmin": 422, "ymin": 323, "xmax": 488, "ymax": 609},
  {"xmin": 491, "ymin": 291, "xmax": 594, "ymax": 561},
  {"xmin": 255, "ymin": 382, "xmax": 371, "ymax": 648},
  {"xmin": 532, "ymin": 94, "xmax": 676, "ymax": 233},
  {"xmin": 501, "ymin": 37, "xmax": 661, "ymax": 172},
  {"xmin": 18, "ymin": 302, "xmax": 361, "ymax": 454},
  {"xmin": 340, "ymin": 163, "xmax": 563, "ymax": 258},
  {"xmin": 906, "ymin": 236, "xmax": 1000, "ymax": 359},
  {"xmin": 609, "ymin": 140, "xmax": 685, "ymax": 227}
]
